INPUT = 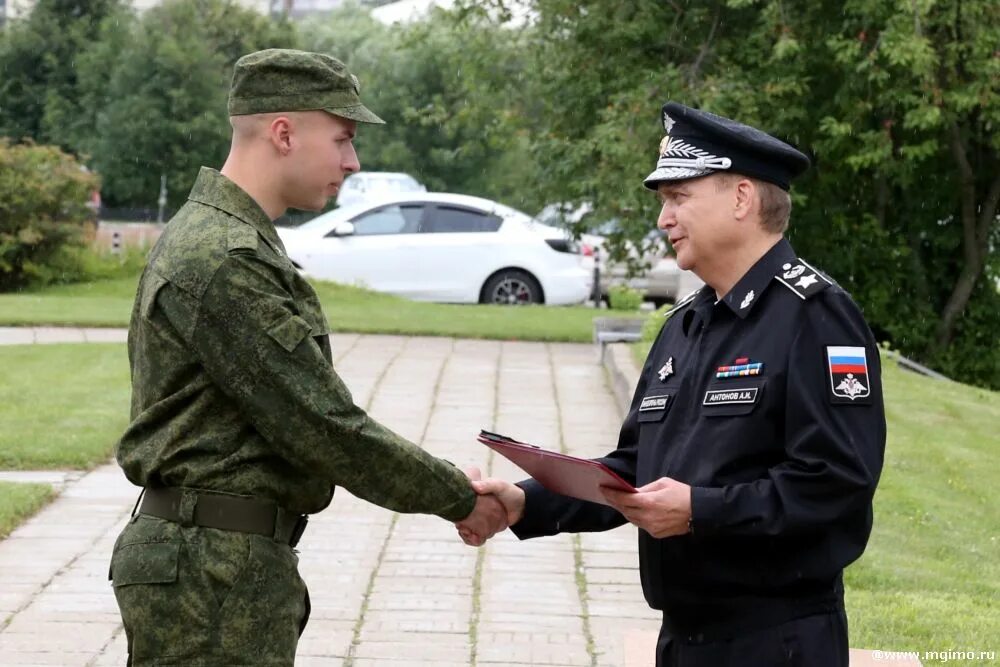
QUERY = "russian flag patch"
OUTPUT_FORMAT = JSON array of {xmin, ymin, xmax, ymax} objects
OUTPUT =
[{"xmin": 827, "ymin": 346, "xmax": 870, "ymax": 402}]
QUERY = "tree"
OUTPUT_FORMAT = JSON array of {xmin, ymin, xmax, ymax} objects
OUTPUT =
[
  {"xmin": 0, "ymin": 0, "xmax": 130, "ymax": 144},
  {"xmin": 466, "ymin": 0, "xmax": 999, "ymax": 387},
  {"xmin": 299, "ymin": 4, "xmax": 542, "ymax": 210},
  {"xmin": 86, "ymin": 0, "xmax": 298, "ymax": 208}
]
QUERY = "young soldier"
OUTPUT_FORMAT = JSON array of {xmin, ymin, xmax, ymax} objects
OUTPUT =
[{"xmin": 111, "ymin": 49, "xmax": 505, "ymax": 665}]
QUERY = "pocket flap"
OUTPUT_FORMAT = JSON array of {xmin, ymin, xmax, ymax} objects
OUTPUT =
[
  {"xmin": 111, "ymin": 542, "xmax": 180, "ymax": 587},
  {"xmin": 267, "ymin": 314, "xmax": 313, "ymax": 353}
]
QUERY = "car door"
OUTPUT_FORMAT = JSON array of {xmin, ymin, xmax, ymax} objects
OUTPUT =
[
  {"xmin": 404, "ymin": 205, "xmax": 504, "ymax": 302},
  {"xmin": 305, "ymin": 203, "xmax": 424, "ymax": 293}
]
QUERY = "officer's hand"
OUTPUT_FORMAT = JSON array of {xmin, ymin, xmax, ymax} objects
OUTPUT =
[
  {"xmin": 454, "ymin": 478, "xmax": 525, "ymax": 547},
  {"xmin": 455, "ymin": 493, "xmax": 509, "ymax": 547},
  {"xmin": 601, "ymin": 477, "xmax": 691, "ymax": 539},
  {"xmin": 471, "ymin": 478, "xmax": 525, "ymax": 526},
  {"xmin": 454, "ymin": 467, "xmax": 508, "ymax": 547}
]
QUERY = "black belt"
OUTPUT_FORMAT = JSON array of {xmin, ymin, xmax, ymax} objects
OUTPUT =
[{"xmin": 138, "ymin": 487, "xmax": 308, "ymax": 548}]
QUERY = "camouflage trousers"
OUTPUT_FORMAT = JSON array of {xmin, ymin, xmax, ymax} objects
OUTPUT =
[{"xmin": 110, "ymin": 514, "xmax": 310, "ymax": 666}]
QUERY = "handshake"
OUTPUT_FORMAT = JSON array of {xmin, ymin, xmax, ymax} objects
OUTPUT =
[
  {"xmin": 452, "ymin": 467, "xmax": 694, "ymax": 545},
  {"xmin": 453, "ymin": 467, "xmax": 523, "ymax": 547}
]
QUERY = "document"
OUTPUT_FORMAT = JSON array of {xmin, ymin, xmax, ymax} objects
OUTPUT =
[{"xmin": 477, "ymin": 430, "xmax": 636, "ymax": 506}]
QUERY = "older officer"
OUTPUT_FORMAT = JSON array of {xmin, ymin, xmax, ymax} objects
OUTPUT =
[
  {"xmin": 110, "ymin": 49, "xmax": 505, "ymax": 666},
  {"xmin": 469, "ymin": 102, "xmax": 886, "ymax": 667}
]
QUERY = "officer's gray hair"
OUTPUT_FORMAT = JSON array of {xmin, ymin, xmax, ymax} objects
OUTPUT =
[{"xmin": 714, "ymin": 173, "xmax": 791, "ymax": 234}]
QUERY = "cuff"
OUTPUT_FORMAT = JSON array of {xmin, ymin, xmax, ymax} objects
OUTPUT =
[
  {"xmin": 690, "ymin": 485, "xmax": 724, "ymax": 535},
  {"xmin": 508, "ymin": 479, "xmax": 553, "ymax": 540},
  {"xmin": 438, "ymin": 478, "xmax": 477, "ymax": 522}
]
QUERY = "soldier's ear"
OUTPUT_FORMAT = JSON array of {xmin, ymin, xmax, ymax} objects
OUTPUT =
[{"xmin": 268, "ymin": 115, "xmax": 294, "ymax": 156}]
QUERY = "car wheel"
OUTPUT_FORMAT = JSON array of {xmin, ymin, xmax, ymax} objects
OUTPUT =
[{"xmin": 481, "ymin": 270, "xmax": 543, "ymax": 305}]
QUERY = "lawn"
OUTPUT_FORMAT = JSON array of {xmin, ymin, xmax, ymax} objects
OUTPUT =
[
  {"xmin": 0, "ymin": 275, "xmax": 601, "ymax": 342},
  {"xmin": 844, "ymin": 360, "xmax": 999, "ymax": 663},
  {"xmin": 0, "ymin": 344, "xmax": 130, "ymax": 469},
  {"xmin": 0, "ymin": 481, "xmax": 55, "ymax": 539}
]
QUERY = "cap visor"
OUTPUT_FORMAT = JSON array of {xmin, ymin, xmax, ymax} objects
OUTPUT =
[
  {"xmin": 642, "ymin": 166, "xmax": 713, "ymax": 190},
  {"xmin": 323, "ymin": 104, "xmax": 385, "ymax": 125}
]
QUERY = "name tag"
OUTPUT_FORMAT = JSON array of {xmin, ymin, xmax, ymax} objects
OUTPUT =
[
  {"xmin": 639, "ymin": 394, "xmax": 671, "ymax": 411},
  {"xmin": 703, "ymin": 387, "xmax": 759, "ymax": 406}
]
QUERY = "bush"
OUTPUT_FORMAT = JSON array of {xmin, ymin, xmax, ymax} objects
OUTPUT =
[
  {"xmin": 608, "ymin": 284, "xmax": 643, "ymax": 312},
  {"xmin": 0, "ymin": 139, "xmax": 99, "ymax": 291},
  {"xmin": 29, "ymin": 244, "xmax": 148, "ymax": 287}
]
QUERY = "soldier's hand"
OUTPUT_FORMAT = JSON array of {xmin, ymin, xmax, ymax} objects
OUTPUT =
[
  {"xmin": 601, "ymin": 477, "xmax": 691, "ymax": 539},
  {"xmin": 455, "ymin": 493, "xmax": 508, "ymax": 547},
  {"xmin": 471, "ymin": 478, "xmax": 525, "ymax": 527}
]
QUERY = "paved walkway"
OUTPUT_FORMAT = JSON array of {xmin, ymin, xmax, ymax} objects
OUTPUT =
[{"xmin": 0, "ymin": 332, "xmax": 659, "ymax": 666}]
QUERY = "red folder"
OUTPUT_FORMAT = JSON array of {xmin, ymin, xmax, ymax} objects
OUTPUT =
[{"xmin": 477, "ymin": 430, "xmax": 636, "ymax": 506}]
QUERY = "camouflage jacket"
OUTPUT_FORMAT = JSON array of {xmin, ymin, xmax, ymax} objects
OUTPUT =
[{"xmin": 116, "ymin": 168, "xmax": 475, "ymax": 520}]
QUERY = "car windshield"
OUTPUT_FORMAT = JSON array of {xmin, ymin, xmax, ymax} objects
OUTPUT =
[{"xmin": 293, "ymin": 206, "xmax": 360, "ymax": 234}]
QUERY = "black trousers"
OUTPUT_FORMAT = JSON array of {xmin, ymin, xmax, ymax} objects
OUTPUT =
[{"xmin": 656, "ymin": 610, "xmax": 849, "ymax": 667}]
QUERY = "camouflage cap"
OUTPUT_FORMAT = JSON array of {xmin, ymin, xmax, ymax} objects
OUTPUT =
[{"xmin": 228, "ymin": 48, "xmax": 384, "ymax": 124}]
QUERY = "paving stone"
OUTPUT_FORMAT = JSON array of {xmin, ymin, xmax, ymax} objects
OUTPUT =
[{"xmin": 0, "ymin": 334, "xmax": 650, "ymax": 666}]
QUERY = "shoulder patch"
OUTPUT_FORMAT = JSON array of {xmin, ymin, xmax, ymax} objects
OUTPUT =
[
  {"xmin": 774, "ymin": 259, "xmax": 832, "ymax": 300},
  {"xmin": 663, "ymin": 287, "xmax": 701, "ymax": 320},
  {"xmin": 226, "ymin": 221, "xmax": 259, "ymax": 254}
]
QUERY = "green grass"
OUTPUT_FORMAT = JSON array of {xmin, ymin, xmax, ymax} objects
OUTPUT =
[
  {"xmin": 0, "ymin": 344, "xmax": 130, "ymax": 469},
  {"xmin": 0, "ymin": 482, "xmax": 55, "ymax": 539},
  {"xmin": 0, "ymin": 275, "xmax": 599, "ymax": 342},
  {"xmin": 845, "ymin": 361, "xmax": 999, "ymax": 663}
]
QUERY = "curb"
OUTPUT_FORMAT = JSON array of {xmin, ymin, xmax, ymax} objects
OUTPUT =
[{"xmin": 602, "ymin": 341, "xmax": 640, "ymax": 413}]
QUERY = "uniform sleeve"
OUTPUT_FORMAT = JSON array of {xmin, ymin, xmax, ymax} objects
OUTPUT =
[
  {"xmin": 690, "ymin": 291, "xmax": 886, "ymax": 536},
  {"xmin": 166, "ymin": 253, "xmax": 475, "ymax": 522},
  {"xmin": 512, "ymin": 333, "xmax": 661, "ymax": 539}
]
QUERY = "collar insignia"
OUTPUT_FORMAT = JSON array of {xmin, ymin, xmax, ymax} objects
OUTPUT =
[{"xmin": 740, "ymin": 290, "xmax": 755, "ymax": 309}]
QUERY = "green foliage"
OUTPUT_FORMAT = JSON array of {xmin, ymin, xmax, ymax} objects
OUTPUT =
[
  {"xmin": 0, "ymin": 0, "xmax": 129, "ymax": 144},
  {"xmin": 31, "ymin": 244, "xmax": 149, "ymax": 287},
  {"xmin": 486, "ymin": 0, "xmax": 1000, "ymax": 388},
  {"xmin": 298, "ymin": 3, "xmax": 543, "ymax": 211},
  {"xmin": 88, "ymin": 0, "xmax": 298, "ymax": 208},
  {"xmin": 0, "ymin": 139, "xmax": 98, "ymax": 290},
  {"xmin": 607, "ymin": 284, "xmax": 643, "ymax": 312}
]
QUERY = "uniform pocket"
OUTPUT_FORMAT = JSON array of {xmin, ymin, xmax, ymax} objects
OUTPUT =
[
  {"xmin": 111, "ymin": 542, "xmax": 180, "ymax": 587},
  {"xmin": 637, "ymin": 392, "xmax": 673, "ymax": 423},
  {"xmin": 702, "ymin": 378, "xmax": 766, "ymax": 417}
]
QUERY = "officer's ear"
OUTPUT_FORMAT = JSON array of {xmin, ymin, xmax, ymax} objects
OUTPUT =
[{"xmin": 732, "ymin": 177, "xmax": 756, "ymax": 222}]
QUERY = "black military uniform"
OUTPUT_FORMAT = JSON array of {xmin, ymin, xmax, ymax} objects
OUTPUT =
[{"xmin": 511, "ymin": 103, "xmax": 886, "ymax": 667}]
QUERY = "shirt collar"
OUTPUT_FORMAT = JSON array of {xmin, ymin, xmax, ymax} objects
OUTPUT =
[
  {"xmin": 187, "ymin": 167, "xmax": 286, "ymax": 256},
  {"xmin": 719, "ymin": 237, "xmax": 797, "ymax": 319}
]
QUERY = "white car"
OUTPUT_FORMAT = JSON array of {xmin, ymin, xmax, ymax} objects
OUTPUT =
[
  {"xmin": 277, "ymin": 193, "xmax": 593, "ymax": 305},
  {"xmin": 335, "ymin": 172, "xmax": 426, "ymax": 208},
  {"xmin": 536, "ymin": 205, "xmax": 685, "ymax": 306}
]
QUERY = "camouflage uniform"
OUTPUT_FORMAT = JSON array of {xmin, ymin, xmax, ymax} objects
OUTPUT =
[{"xmin": 110, "ymin": 50, "xmax": 475, "ymax": 666}]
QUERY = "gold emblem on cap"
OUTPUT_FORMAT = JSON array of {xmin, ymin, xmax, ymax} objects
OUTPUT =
[{"xmin": 659, "ymin": 135, "xmax": 672, "ymax": 157}]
